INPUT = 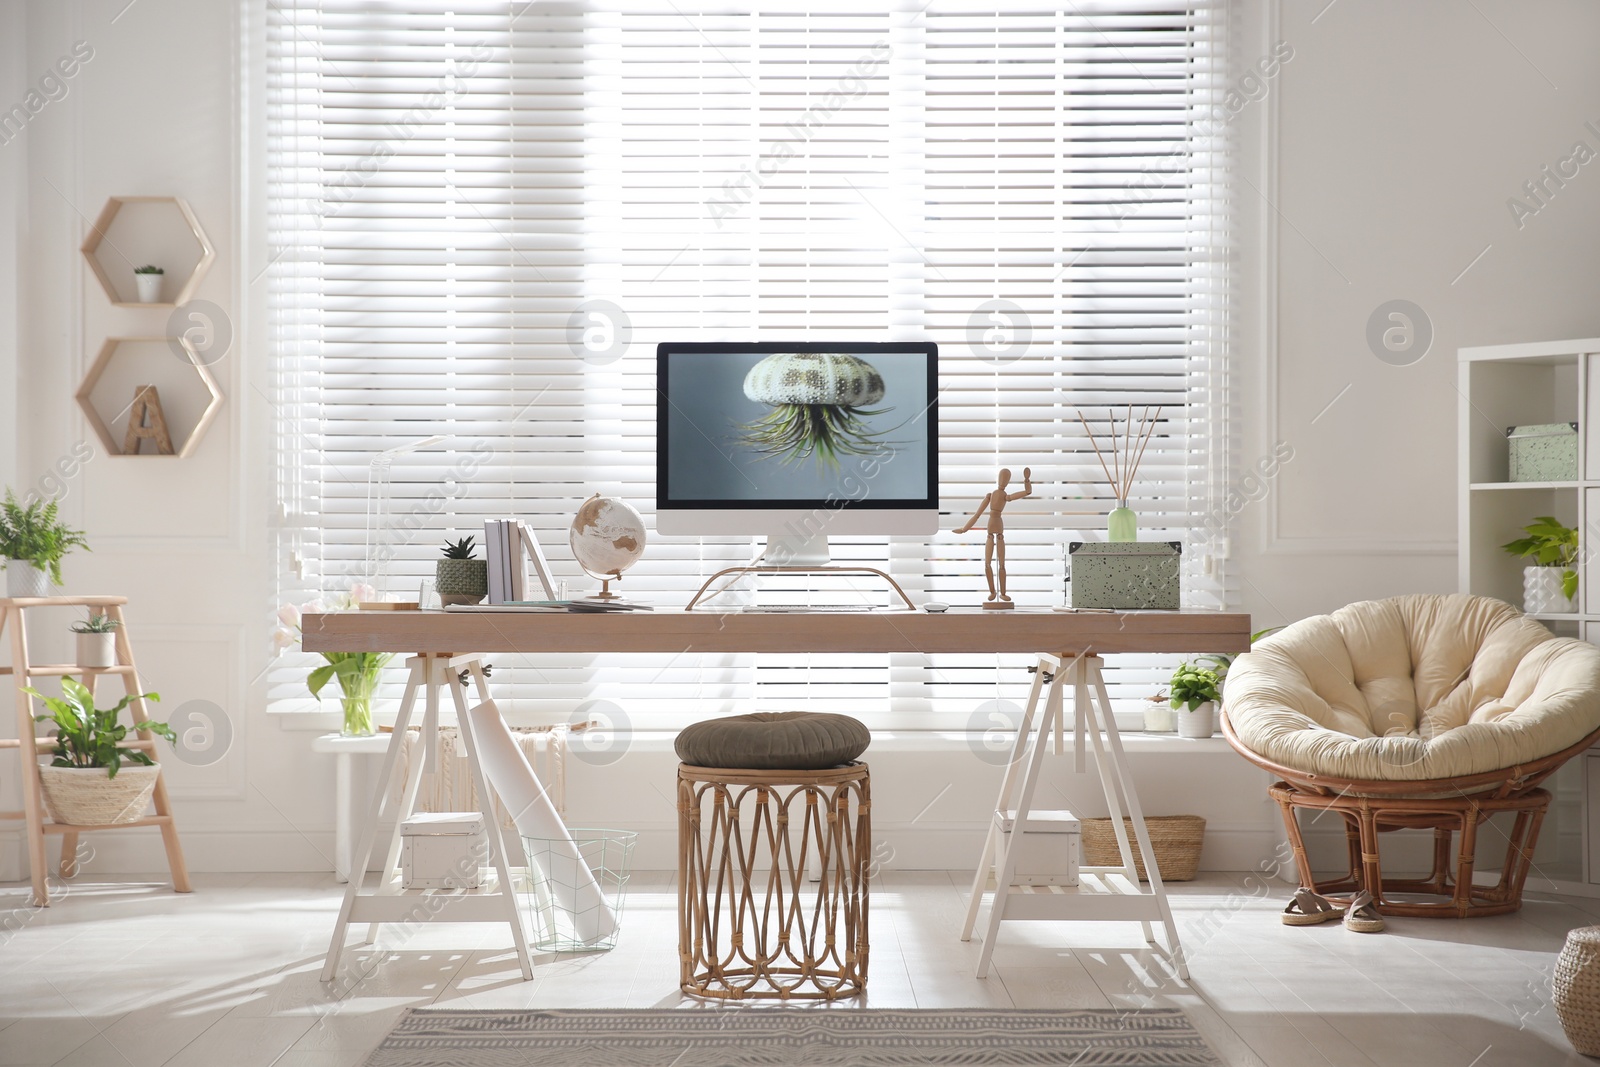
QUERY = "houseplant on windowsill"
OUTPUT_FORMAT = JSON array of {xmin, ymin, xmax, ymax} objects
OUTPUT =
[
  {"xmin": 273, "ymin": 583, "xmax": 394, "ymax": 736},
  {"xmin": 1169, "ymin": 662, "xmax": 1221, "ymax": 739},
  {"xmin": 24, "ymin": 678, "xmax": 173, "ymax": 825},
  {"xmin": 0, "ymin": 489, "xmax": 89, "ymax": 598},
  {"xmin": 71, "ymin": 613, "xmax": 119, "ymax": 669},
  {"xmin": 1502, "ymin": 516, "xmax": 1579, "ymax": 614}
]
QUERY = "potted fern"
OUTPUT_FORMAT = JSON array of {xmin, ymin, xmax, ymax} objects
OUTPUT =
[
  {"xmin": 71, "ymin": 613, "xmax": 120, "ymax": 669},
  {"xmin": 0, "ymin": 490, "xmax": 89, "ymax": 598},
  {"xmin": 24, "ymin": 679, "xmax": 173, "ymax": 825},
  {"xmin": 436, "ymin": 535, "xmax": 487, "ymax": 606},
  {"xmin": 1169, "ymin": 662, "xmax": 1221, "ymax": 739},
  {"xmin": 133, "ymin": 264, "xmax": 164, "ymax": 303},
  {"xmin": 1502, "ymin": 516, "xmax": 1579, "ymax": 614}
]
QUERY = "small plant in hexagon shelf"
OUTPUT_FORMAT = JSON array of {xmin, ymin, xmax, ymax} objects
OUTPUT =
[
  {"xmin": 132, "ymin": 264, "xmax": 164, "ymax": 303},
  {"xmin": 436, "ymin": 535, "xmax": 488, "ymax": 607}
]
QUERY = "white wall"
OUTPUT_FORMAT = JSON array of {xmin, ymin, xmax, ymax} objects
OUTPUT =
[
  {"xmin": 0, "ymin": 0, "xmax": 23, "ymax": 493},
  {"xmin": 6, "ymin": 0, "xmax": 1600, "ymax": 883}
]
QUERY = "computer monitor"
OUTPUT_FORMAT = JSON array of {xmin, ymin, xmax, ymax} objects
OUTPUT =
[{"xmin": 656, "ymin": 341, "xmax": 939, "ymax": 565}]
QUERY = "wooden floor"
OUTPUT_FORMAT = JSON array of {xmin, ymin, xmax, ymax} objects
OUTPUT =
[{"xmin": 0, "ymin": 869, "xmax": 1594, "ymax": 1066}]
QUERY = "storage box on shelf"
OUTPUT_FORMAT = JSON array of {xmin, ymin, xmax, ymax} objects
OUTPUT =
[{"xmin": 1459, "ymin": 338, "xmax": 1600, "ymax": 893}]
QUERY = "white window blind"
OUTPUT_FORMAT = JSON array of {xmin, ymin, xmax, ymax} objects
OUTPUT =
[{"xmin": 265, "ymin": 0, "xmax": 1235, "ymax": 730}]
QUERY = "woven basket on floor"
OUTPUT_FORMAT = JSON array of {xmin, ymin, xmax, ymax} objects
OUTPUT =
[
  {"xmin": 37, "ymin": 764, "xmax": 160, "ymax": 825},
  {"xmin": 1555, "ymin": 926, "xmax": 1600, "ymax": 1056},
  {"xmin": 1081, "ymin": 815, "xmax": 1205, "ymax": 882}
]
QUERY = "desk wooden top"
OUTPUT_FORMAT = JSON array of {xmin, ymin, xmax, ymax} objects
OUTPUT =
[{"xmin": 301, "ymin": 608, "xmax": 1251, "ymax": 656}]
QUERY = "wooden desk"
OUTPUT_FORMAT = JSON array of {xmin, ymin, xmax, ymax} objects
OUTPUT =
[
  {"xmin": 302, "ymin": 607, "xmax": 1251, "ymax": 984},
  {"xmin": 301, "ymin": 608, "xmax": 1251, "ymax": 656}
]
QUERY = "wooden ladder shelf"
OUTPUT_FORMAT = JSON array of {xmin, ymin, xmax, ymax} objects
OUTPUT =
[{"xmin": 0, "ymin": 595, "xmax": 191, "ymax": 906}]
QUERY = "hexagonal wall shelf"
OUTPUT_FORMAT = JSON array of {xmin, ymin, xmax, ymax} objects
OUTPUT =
[
  {"xmin": 80, "ymin": 196, "xmax": 215, "ymax": 308},
  {"xmin": 75, "ymin": 336, "xmax": 225, "ymax": 458}
]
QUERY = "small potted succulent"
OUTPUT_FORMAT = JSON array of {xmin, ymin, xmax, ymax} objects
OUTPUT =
[
  {"xmin": 71, "ymin": 613, "xmax": 120, "ymax": 669},
  {"xmin": 1169, "ymin": 662, "xmax": 1221, "ymax": 739},
  {"xmin": 436, "ymin": 535, "xmax": 487, "ymax": 606},
  {"xmin": 1502, "ymin": 516, "xmax": 1578, "ymax": 614},
  {"xmin": 24, "ymin": 678, "xmax": 173, "ymax": 825},
  {"xmin": 0, "ymin": 490, "xmax": 89, "ymax": 598},
  {"xmin": 133, "ymin": 264, "xmax": 165, "ymax": 303}
]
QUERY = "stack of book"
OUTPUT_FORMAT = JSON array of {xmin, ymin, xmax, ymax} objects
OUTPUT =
[{"xmin": 483, "ymin": 519, "xmax": 555, "ymax": 604}]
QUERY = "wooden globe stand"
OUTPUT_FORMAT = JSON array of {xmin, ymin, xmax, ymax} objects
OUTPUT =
[{"xmin": 587, "ymin": 572, "xmax": 622, "ymax": 601}]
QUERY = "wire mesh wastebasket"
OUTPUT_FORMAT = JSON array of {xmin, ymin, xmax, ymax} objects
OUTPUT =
[{"xmin": 521, "ymin": 828, "xmax": 637, "ymax": 952}]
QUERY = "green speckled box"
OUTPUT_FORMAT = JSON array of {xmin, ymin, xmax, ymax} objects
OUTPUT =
[
  {"xmin": 1507, "ymin": 423, "xmax": 1578, "ymax": 482},
  {"xmin": 1068, "ymin": 541, "xmax": 1181, "ymax": 610}
]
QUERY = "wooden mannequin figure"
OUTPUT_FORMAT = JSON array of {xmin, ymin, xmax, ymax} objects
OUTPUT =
[{"xmin": 955, "ymin": 467, "xmax": 1033, "ymax": 609}]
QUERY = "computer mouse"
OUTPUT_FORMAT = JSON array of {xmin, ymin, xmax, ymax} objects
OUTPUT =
[{"xmin": 923, "ymin": 601, "xmax": 950, "ymax": 613}]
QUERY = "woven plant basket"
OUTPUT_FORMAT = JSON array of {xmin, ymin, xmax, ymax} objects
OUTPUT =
[
  {"xmin": 1554, "ymin": 926, "xmax": 1600, "ymax": 1056},
  {"xmin": 37, "ymin": 764, "xmax": 160, "ymax": 826},
  {"xmin": 1081, "ymin": 815, "xmax": 1205, "ymax": 882}
]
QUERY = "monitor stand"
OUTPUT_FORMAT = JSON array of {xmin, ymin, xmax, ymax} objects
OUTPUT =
[{"xmin": 684, "ymin": 528, "xmax": 918, "ymax": 612}]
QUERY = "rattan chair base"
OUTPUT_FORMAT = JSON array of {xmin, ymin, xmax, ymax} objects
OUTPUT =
[
  {"xmin": 1267, "ymin": 781, "xmax": 1549, "ymax": 918},
  {"xmin": 677, "ymin": 763, "xmax": 870, "ymax": 1001},
  {"xmin": 1224, "ymin": 714, "xmax": 1600, "ymax": 918}
]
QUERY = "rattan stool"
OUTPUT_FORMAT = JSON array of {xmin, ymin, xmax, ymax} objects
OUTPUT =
[
  {"xmin": 1555, "ymin": 925, "xmax": 1600, "ymax": 1056},
  {"xmin": 677, "ymin": 762, "xmax": 870, "ymax": 1000}
]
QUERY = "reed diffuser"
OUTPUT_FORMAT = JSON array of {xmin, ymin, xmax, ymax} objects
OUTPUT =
[{"xmin": 1077, "ymin": 406, "xmax": 1162, "ymax": 542}]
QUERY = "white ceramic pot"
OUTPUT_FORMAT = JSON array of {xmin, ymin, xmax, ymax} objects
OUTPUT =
[
  {"xmin": 1143, "ymin": 701, "xmax": 1175, "ymax": 732},
  {"xmin": 1523, "ymin": 566, "xmax": 1577, "ymax": 614},
  {"xmin": 76, "ymin": 631, "xmax": 117, "ymax": 669},
  {"xmin": 36, "ymin": 763, "xmax": 160, "ymax": 825},
  {"xmin": 134, "ymin": 272, "xmax": 163, "ymax": 303},
  {"xmin": 1175, "ymin": 701, "xmax": 1216, "ymax": 739},
  {"xmin": 5, "ymin": 561, "xmax": 51, "ymax": 599}
]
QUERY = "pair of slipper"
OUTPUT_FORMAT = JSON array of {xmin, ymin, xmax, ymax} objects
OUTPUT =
[{"xmin": 1281, "ymin": 887, "xmax": 1386, "ymax": 933}]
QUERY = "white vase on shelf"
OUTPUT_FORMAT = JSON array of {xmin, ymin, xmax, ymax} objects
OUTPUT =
[
  {"xmin": 1175, "ymin": 701, "xmax": 1216, "ymax": 739},
  {"xmin": 75, "ymin": 632, "xmax": 117, "ymax": 669},
  {"xmin": 5, "ymin": 561, "xmax": 51, "ymax": 599},
  {"xmin": 1523, "ymin": 566, "xmax": 1577, "ymax": 614},
  {"xmin": 134, "ymin": 272, "xmax": 163, "ymax": 303}
]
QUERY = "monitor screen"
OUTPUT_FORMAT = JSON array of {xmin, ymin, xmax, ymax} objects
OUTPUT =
[{"xmin": 657, "ymin": 341, "xmax": 938, "ymax": 511}]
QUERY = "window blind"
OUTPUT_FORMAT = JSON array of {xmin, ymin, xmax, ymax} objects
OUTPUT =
[{"xmin": 265, "ymin": 0, "xmax": 1235, "ymax": 730}]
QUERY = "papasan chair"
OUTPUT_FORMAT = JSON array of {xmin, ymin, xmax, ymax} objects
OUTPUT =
[{"xmin": 1223, "ymin": 594, "xmax": 1600, "ymax": 917}]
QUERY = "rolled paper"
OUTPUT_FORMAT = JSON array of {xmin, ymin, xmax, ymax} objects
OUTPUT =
[{"xmin": 465, "ymin": 699, "xmax": 617, "ymax": 945}]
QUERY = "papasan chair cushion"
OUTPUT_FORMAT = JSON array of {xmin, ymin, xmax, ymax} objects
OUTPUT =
[{"xmin": 1224, "ymin": 593, "xmax": 1600, "ymax": 785}]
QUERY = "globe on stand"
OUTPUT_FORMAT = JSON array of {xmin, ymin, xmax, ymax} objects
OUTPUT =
[{"xmin": 569, "ymin": 493, "xmax": 647, "ymax": 600}]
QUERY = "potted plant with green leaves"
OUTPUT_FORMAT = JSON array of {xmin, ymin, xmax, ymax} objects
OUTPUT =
[
  {"xmin": 0, "ymin": 490, "xmax": 89, "ymax": 598},
  {"xmin": 24, "ymin": 678, "xmax": 173, "ymax": 825},
  {"xmin": 1502, "ymin": 516, "xmax": 1579, "ymax": 614},
  {"xmin": 436, "ymin": 535, "xmax": 487, "ymax": 606},
  {"xmin": 71, "ymin": 613, "xmax": 119, "ymax": 669},
  {"xmin": 133, "ymin": 264, "xmax": 164, "ymax": 303},
  {"xmin": 1169, "ymin": 662, "xmax": 1221, "ymax": 739},
  {"xmin": 273, "ymin": 583, "xmax": 394, "ymax": 736}
]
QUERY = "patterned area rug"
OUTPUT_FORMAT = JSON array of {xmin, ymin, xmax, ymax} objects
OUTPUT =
[{"xmin": 364, "ymin": 1008, "xmax": 1224, "ymax": 1066}]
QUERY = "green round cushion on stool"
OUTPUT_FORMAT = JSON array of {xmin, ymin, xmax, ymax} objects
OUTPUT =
[{"xmin": 675, "ymin": 711, "xmax": 871, "ymax": 770}]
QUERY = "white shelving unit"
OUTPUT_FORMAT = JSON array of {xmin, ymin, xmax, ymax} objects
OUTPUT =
[{"xmin": 1459, "ymin": 337, "xmax": 1600, "ymax": 894}]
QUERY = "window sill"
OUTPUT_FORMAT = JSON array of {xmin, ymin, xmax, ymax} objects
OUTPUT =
[{"xmin": 278, "ymin": 715, "xmax": 1237, "ymax": 756}]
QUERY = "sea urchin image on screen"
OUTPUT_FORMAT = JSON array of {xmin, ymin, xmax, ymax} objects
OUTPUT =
[
  {"xmin": 663, "ymin": 347, "xmax": 932, "ymax": 505},
  {"xmin": 737, "ymin": 352, "xmax": 890, "ymax": 467}
]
